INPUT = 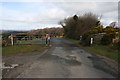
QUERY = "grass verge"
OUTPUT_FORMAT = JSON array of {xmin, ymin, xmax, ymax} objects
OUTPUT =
[
  {"xmin": 84, "ymin": 45, "xmax": 118, "ymax": 61},
  {"xmin": 2, "ymin": 44, "xmax": 47, "ymax": 56},
  {"xmin": 65, "ymin": 38, "xmax": 118, "ymax": 61}
]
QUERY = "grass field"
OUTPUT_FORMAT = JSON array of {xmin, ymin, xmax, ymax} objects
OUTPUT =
[{"xmin": 2, "ymin": 44, "xmax": 47, "ymax": 56}]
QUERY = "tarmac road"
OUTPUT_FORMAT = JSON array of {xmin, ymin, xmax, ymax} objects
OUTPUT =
[{"xmin": 16, "ymin": 37, "xmax": 115, "ymax": 78}]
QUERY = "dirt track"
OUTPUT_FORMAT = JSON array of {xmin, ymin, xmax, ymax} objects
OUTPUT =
[{"xmin": 2, "ymin": 37, "xmax": 118, "ymax": 78}]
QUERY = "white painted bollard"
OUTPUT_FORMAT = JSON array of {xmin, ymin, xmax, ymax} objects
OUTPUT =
[
  {"xmin": 90, "ymin": 37, "xmax": 93, "ymax": 45},
  {"xmin": 80, "ymin": 36, "xmax": 82, "ymax": 41}
]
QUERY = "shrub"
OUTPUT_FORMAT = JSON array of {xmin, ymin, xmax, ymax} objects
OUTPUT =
[
  {"xmin": 81, "ymin": 34, "xmax": 91, "ymax": 46},
  {"xmin": 101, "ymin": 33, "xmax": 115, "ymax": 45},
  {"xmin": 111, "ymin": 40, "xmax": 120, "ymax": 50},
  {"xmin": 2, "ymin": 35, "xmax": 11, "ymax": 46}
]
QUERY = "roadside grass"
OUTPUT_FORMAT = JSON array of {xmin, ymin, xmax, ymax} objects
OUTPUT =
[
  {"xmin": 84, "ymin": 45, "xmax": 118, "ymax": 61},
  {"xmin": 65, "ymin": 38, "xmax": 118, "ymax": 61},
  {"xmin": 2, "ymin": 44, "xmax": 47, "ymax": 56}
]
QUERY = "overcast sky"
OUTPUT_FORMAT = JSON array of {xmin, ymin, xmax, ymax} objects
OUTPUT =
[{"xmin": 0, "ymin": 0, "xmax": 119, "ymax": 30}]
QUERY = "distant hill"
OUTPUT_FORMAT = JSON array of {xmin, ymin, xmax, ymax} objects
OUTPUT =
[
  {"xmin": 1, "ymin": 27, "xmax": 64, "ymax": 37},
  {"xmin": 27, "ymin": 27, "xmax": 63, "ymax": 36}
]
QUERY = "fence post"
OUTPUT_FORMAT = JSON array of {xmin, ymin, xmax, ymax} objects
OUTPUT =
[{"xmin": 11, "ymin": 34, "xmax": 14, "ymax": 46}]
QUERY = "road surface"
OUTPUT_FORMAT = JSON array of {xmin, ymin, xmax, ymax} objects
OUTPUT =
[{"xmin": 15, "ymin": 37, "xmax": 115, "ymax": 78}]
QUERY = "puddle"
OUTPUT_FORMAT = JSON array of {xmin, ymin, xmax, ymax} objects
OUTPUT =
[{"xmin": 41, "ymin": 54, "xmax": 81, "ymax": 66}]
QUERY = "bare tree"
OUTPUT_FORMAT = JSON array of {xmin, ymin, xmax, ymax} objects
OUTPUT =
[{"xmin": 59, "ymin": 12, "xmax": 100, "ymax": 39}]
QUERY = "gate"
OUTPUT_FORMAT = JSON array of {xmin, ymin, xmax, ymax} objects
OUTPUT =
[{"xmin": 9, "ymin": 33, "xmax": 44, "ymax": 45}]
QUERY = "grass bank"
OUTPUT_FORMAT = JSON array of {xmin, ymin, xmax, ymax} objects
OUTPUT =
[
  {"xmin": 2, "ymin": 44, "xmax": 47, "ymax": 56},
  {"xmin": 65, "ymin": 38, "xmax": 118, "ymax": 61}
]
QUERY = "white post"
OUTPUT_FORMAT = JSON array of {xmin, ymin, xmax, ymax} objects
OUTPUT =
[
  {"xmin": 90, "ymin": 37, "xmax": 93, "ymax": 45},
  {"xmin": 11, "ymin": 34, "xmax": 14, "ymax": 46},
  {"xmin": 80, "ymin": 36, "xmax": 82, "ymax": 41}
]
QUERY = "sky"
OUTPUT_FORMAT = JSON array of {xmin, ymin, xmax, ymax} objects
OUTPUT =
[{"xmin": 0, "ymin": 0, "xmax": 119, "ymax": 30}]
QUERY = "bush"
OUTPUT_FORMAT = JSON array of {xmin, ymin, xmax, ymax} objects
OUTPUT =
[
  {"xmin": 59, "ymin": 12, "xmax": 100, "ymax": 40},
  {"xmin": 2, "ymin": 35, "xmax": 11, "ymax": 46},
  {"xmin": 81, "ymin": 34, "xmax": 91, "ymax": 46},
  {"xmin": 110, "ymin": 40, "xmax": 120, "ymax": 50},
  {"xmin": 101, "ymin": 33, "xmax": 115, "ymax": 45}
]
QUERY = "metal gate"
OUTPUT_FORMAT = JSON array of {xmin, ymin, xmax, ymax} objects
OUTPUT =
[{"xmin": 9, "ymin": 33, "xmax": 45, "ymax": 45}]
